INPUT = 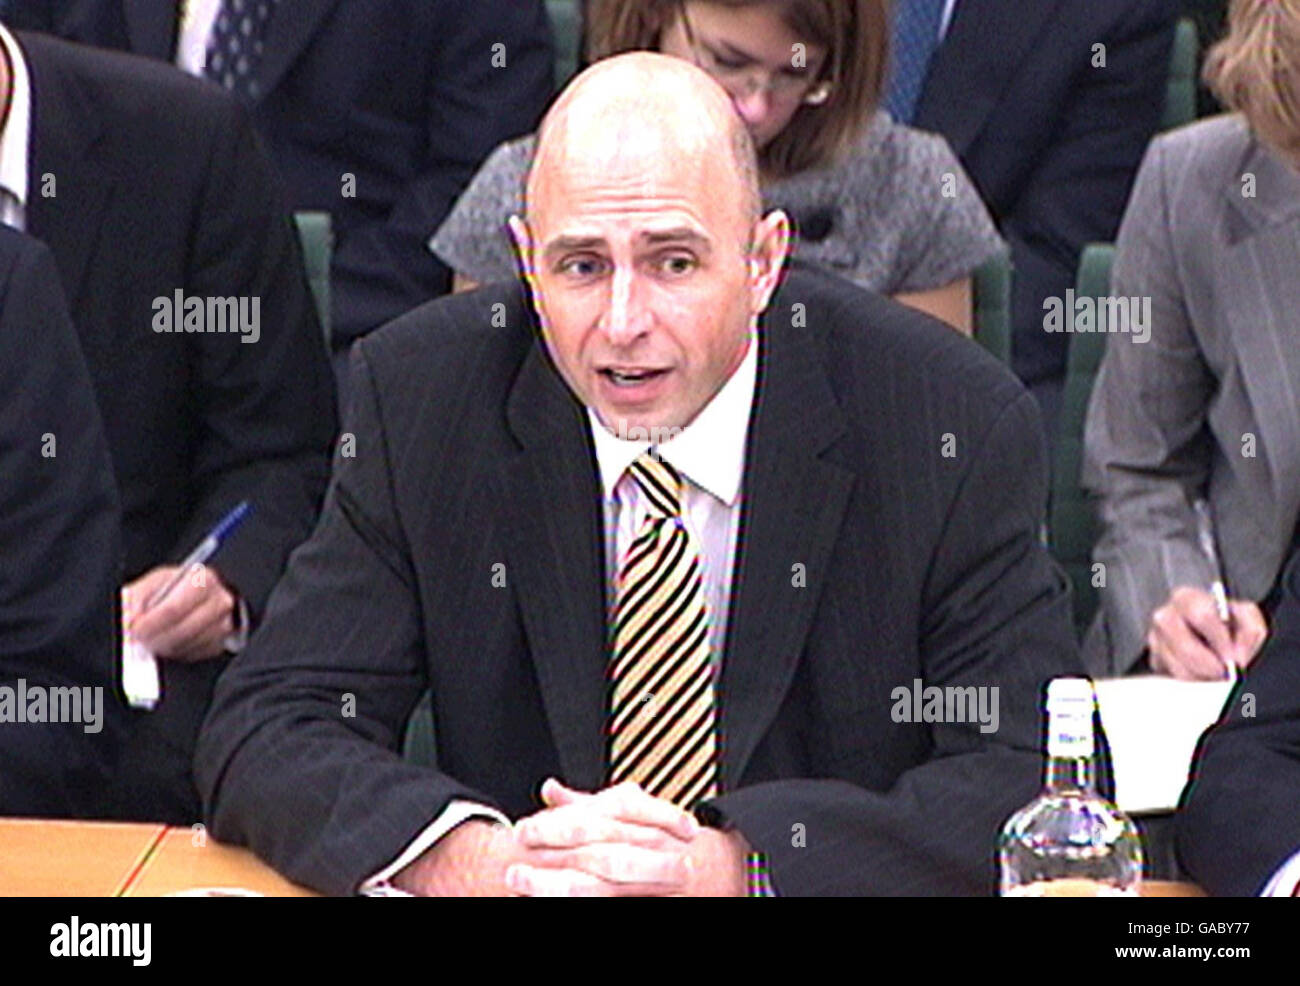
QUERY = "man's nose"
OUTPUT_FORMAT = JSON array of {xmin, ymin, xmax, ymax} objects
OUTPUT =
[{"xmin": 600, "ymin": 266, "xmax": 648, "ymax": 346}]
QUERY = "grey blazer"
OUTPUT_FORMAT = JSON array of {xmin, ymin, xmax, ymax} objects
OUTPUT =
[{"xmin": 1083, "ymin": 114, "xmax": 1300, "ymax": 676}]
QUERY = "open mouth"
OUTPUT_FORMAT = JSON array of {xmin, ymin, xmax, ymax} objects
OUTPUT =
[{"xmin": 601, "ymin": 368, "xmax": 669, "ymax": 388}]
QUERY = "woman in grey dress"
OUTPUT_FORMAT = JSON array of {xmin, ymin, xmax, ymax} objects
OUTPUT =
[{"xmin": 431, "ymin": 0, "xmax": 1004, "ymax": 334}]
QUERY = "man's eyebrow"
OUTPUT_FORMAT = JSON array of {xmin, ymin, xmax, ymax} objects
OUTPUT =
[
  {"xmin": 542, "ymin": 235, "xmax": 606, "ymax": 257},
  {"xmin": 640, "ymin": 228, "xmax": 711, "ymax": 248}
]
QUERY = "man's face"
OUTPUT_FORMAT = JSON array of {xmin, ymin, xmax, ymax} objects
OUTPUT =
[{"xmin": 514, "ymin": 129, "xmax": 785, "ymax": 436}]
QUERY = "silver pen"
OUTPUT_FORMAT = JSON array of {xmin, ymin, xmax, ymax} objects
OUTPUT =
[{"xmin": 1192, "ymin": 499, "xmax": 1238, "ymax": 682}]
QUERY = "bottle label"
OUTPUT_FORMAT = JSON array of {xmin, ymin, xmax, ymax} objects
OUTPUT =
[
  {"xmin": 1046, "ymin": 678, "xmax": 1096, "ymax": 759},
  {"xmin": 1047, "ymin": 723, "xmax": 1093, "ymax": 759}
]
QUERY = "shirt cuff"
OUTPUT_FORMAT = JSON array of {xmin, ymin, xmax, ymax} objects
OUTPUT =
[
  {"xmin": 357, "ymin": 800, "xmax": 512, "ymax": 896},
  {"xmin": 1259, "ymin": 849, "xmax": 1300, "ymax": 896}
]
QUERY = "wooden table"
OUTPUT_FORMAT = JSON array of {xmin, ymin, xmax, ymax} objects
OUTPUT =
[
  {"xmin": 0, "ymin": 818, "xmax": 317, "ymax": 897},
  {"xmin": 0, "ymin": 819, "xmax": 1206, "ymax": 896},
  {"xmin": 1142, "ymin": 881, "xmax": 1207, "ymax": 897}
]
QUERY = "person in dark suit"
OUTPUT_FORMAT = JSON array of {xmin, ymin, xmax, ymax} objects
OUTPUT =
[
  {"xmin": 0, "ymin": 225, "xmax": 122, "ymax": 818},
  {"xmin": 896, "ymin": 0, "xmax": 1179, "ymax": 439},
  {"xmin": 1179, "ymin": 552, "xmax": 1300, "ymax": 896},
  {"xmin": 196, "ymin": 54, "xmax": 1084, "ymax": 896},
  {"xmin": 15, "ymin": 0, "xmax": 556, "ymax": 360},
  {"xmin": 0, "ymin": 26, "xmax": 337, "ymax": 822}
]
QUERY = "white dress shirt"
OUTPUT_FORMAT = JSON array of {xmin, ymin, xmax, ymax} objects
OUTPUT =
[
  {"xmin": 0, "ymin": 24, "xmax": 33, "ymax": 231},
  {"xmin": 361, "ymin": 337, "xmax": 758, "ymax": 894},
  {"xmin": 175, "ymin": 0, "xmax": 223, "ymax": 76}
]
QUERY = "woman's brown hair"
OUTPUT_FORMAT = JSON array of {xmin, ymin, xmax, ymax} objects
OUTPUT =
[
  {"xmin": 585, "ymin": 0, "xmax": 888, "ymax": 179},
  {"xmin": 1204, "ymin": 0, "xmax": 1300, "ymax": 161}
]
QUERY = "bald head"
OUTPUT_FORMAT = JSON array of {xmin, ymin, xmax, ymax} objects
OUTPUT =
[{"xmin": 525, "ymin": 53, "xmax": 761, "ymax": 231}]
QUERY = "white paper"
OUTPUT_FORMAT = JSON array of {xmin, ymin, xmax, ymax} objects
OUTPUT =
[
  {"xmin": 1093, "ymin": 675, "xmax": 1236, "ymax": 814},
  {"xmin": 122, "ymin": 635, "xmax": 160, "ymax": 710}
]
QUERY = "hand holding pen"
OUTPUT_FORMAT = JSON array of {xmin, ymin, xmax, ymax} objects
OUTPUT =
[
  {"xmin": 1145, "ymin": 500, "xmax": 1267, "ymax": 681},
  {"xmin": 122, "ymin": 501, "xmax": 251, "ymax": 663}
]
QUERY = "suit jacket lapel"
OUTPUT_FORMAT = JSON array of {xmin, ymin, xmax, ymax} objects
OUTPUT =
[
  {"xmin": 123, "ymin": 0, "xmax": 178, "ymax": 60},
  {"xmin": 914, "ymin": 0, "xmax": 1064, "ymax": 157},
  {"xmin": 1216, "ymin": 138, "xmax": 1300, "ymax": 545},
  {"xmin": 254, "ymin": 0, "xmax": 340, "ymax": 101},
  {"xmin": 21, "ymin": 35, "xmax": 115, "ymax": 314},
  {"xmin": 718, "ymin": 285, "xmax": 854, "ymax": 787},
  {"xmin": 501, "ymin": 335, "xmax": 610, "ymax": 790}
]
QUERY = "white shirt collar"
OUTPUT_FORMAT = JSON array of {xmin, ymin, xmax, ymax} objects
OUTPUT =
[
  {"xmin": 588, "ymin": 333, "xmax": 757, "ymax": 507},
  {"xmin": 0, "ymin": 24, "xmax": 32, "ymax": 210}
]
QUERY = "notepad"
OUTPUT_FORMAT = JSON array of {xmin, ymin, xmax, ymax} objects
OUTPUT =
[
  {"xmin": 121, "ymin": 635, "xmax": 160, "ymax": 710},
  {"xmin": 1093, "ymin": 675, "xmax": 1237, "ymax": 814}
]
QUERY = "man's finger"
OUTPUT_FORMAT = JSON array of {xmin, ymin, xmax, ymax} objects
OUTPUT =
[
  {"xmin": 515, "ymin": 806, "xmax": 689, "ymax": 850},
  {"xmin": 1149, "ymin": 614, "xmax": 1229, "ymax": 681},
  {"xmin": 504, "ymin": 863, "xmax": 676, "ymax": 898},
  {"xmin": 1228, "ymin": 600, "xmax": 1268, "ymax": 668},
  {"xmin": 140, "ymin": 583, "xmax": 232, "ymax": 658},
  {"xmin": 1169, "ymin": 588, "xmax": 1233, "ymax": 661},
  {"xmin": 527, "ymin": 843, "xmax": 690, "ymax": 886},
  {"xmin": 129, "ymin": 577, "xmax": 210, "ymax": 642},
  {"xmin": 539, "ymin": 777, "xmax": 589, "ymax": 808},
  {"xmin": 539, "ymin": 779, "xmax": 698, "ymax": 839},
  {"xmin": 593, "ymin": 782, "xmax": 699, "ymax": 839}
]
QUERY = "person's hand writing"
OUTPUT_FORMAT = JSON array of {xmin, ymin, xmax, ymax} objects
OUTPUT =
[
  {"xmin": 123, "ymin": 564, "xmax": 237, "ymax": 662},
  {"xmin": 1146, "ymin": 586, "xmax": 1267, "ymax": 680},
  {"xmin": 507, "ymin": 779, "xmax": 748, "ymax": 897}
]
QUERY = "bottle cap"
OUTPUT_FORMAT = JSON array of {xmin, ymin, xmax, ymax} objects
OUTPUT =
[{"xmin": 1046, "ymin": 676, "xmax": 1095, "ymax": 758}]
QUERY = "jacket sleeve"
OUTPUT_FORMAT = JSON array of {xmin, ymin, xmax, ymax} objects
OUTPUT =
[
  {"xmin": 1082, "ymin": 134, "xmax": 1216, "ymax": 676},
  {"xmin": 195, "ymin": 342, "xmax": 503, "ymax": 895},
  {"xmin": 0, "ymin": 234, "xmax": 123, "ymax": 817}
]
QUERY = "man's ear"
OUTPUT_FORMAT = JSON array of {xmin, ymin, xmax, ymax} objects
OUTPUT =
[
  {"xmin": 508, "ymin": 215, "xmax": 536, "ymax": 284},
  {"xmin": 508, "ymin": 214, "xmax": 549, "ymax": 335},
  {"xmin": 748, "ymin": 209, "xmax": 791, "ymax": 314}
]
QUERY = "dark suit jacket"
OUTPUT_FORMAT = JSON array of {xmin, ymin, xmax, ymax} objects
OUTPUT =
[
  {"xmin": 196, "ymin": 265, "xmax": 1086, "ymax": 896},
  {"xmin": 1179, "ymin": 552, "xmax": 1300, "ymax": 896},
  {"xmin": 913, "ymin": 0, "xmax": 1178, "ymax": 386},
  {"xmin": 17, "ymin": 31, "xmax": 337, "ymax": 822},
  {"xmin": 0, "ymin": 226, "xmax": 122, "ymax": 818},
  {"xmin": 22, "ymin": 0, "xmax": 556, "ymax": 346}
]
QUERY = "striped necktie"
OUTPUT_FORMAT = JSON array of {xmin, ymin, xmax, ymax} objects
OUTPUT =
[{"xmin": 607, "ymin": 453, "xmax": 718, "ymax": 808}]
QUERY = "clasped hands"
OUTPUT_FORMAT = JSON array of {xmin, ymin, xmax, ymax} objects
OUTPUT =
[{"xmin": 396, "ymin": 779, "xmax": 750, "ymax": 897}]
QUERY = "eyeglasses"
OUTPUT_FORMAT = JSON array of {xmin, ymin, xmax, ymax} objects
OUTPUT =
[{"xmin": 677, "ymin": 2, "xmax": 833, "ymax": 106}]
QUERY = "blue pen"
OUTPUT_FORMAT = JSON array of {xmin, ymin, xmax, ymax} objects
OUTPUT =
[{"xmin": 142, "ymin": 500, "xmax": 252, "ymax": 611}]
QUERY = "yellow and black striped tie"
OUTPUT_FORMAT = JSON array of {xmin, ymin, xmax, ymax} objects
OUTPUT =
[{"xmin": 607, "ymin": 453, "xmax": 718, "ymax": 808}]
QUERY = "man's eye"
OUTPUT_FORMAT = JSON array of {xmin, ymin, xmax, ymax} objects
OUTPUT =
[
  {"xmin": 658, "ymin": 255, "xmax": 696, "ymax": 275},
  {"xmin": 559, "ymin": 257, "xmax": 604, "ymax": 277}
]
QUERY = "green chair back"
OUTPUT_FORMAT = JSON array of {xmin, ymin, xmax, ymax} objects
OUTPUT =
[
  {"xmin": 402, "ymin": 689, "xmax": 437, "ymax": 767},
  {"xmin": 1162, "ymin": 18, "xmax": 1198, "ymax": 131},
  {"xmin": 1049, "ymin": 243, "xmax": 1115, "ymax": 634},
  {"xmin": 292, "ymin": 210, "xmax": 333, "ymax": 344},
  {"xmin": 547, "ymin": 0, "xmax": 582, "ymax": 87},
  {"xmin": 972, "ymin": 250, "xmax": 1012, "ymax": 365}
]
